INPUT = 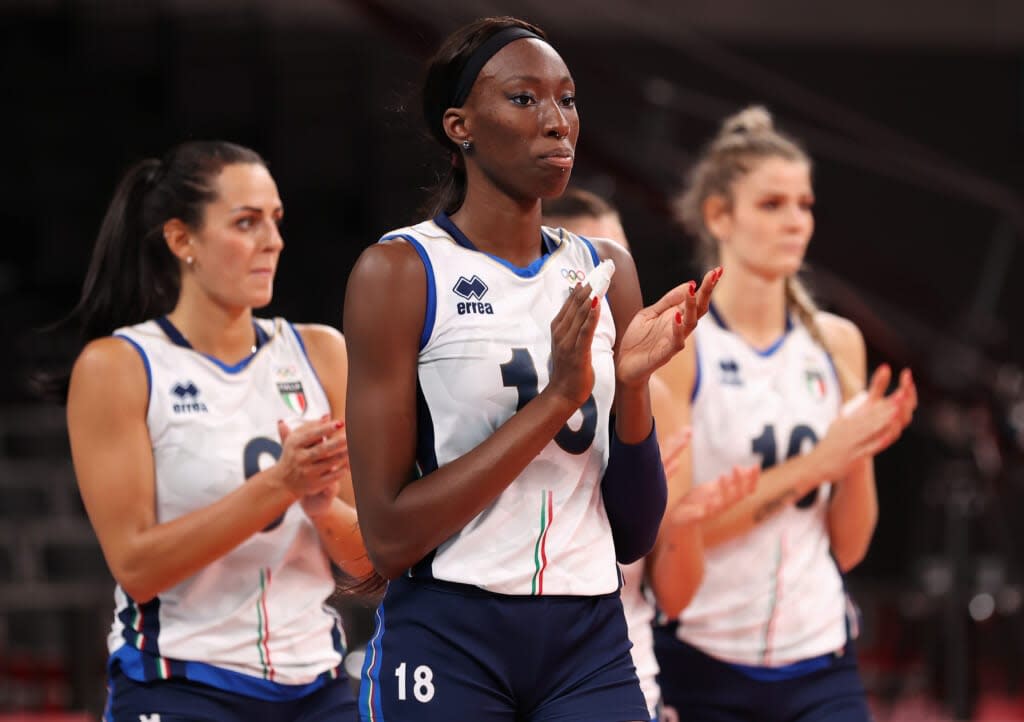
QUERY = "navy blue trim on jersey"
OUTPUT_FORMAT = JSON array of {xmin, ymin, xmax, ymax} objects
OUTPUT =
[
  {"xmin": 154, "ymin": 316, "xmax": 268, "ymax": 374},
  {"xmin": 114, "ymin": 334, "xmax": 152, "ymax": 407},
  {"xmin": 330, "ymin": 615, "xmax": 346, "ymax": 658},
  {"xmin": 434, "ymin": 212, "xmax": 557, "ymax": 279},
  {"xmin": 117, "ymin": 594, "xmax": 163, "ymax": 658},
  {"xmin": 254, "ymin": 321, "xmax": 271, "ymax": 348},
  {"xmin": 105, "ymin": 663, "xmax": 356, "ymax": 721},
  {"xmin": 691, "ymin": 340, "xmax": 702, "ymax": 403},
  {"xmin": 359, "ymin": 604, "xmax": 386, "ymax": 721},
  {"xmin": 110, "ymin": 645, "xmax": 341, "ymax": 702},
  {"xmin": 577, "ymin": 234, "xmax": 601, "ymax": 267},
  {"xmin": 707, "ymin": 302, "xmax": 794, "ymax": 358},
  {"xmin": 381, "ymin": 233, "xmax": 437, "ymax": 350},
  {"xmin": 824, "ymin": 350, "xmax": 842, "ymax": 390},
  {"xmin": 727, "ymin": 653, "xmax": 834, "ymax": 681},
  {"xmin": 410, "ymin": 381, "xmax": 440, "ymax": 579},
  {"xmin": 543, "ymin": 227, "xmax": 564, "ymax": 254},
  {"xmin": 287, "ymin": 322, "xmax": 331, "ymax": 403}
]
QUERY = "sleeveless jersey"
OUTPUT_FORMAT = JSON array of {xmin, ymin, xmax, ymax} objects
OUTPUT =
[
  {"xmin": 676, "ymin": 307, "xmax": 847, "ymax": 666},
  {"xmin": 384, "ymin": 213, "xmax": 619, "ymax": 596},
  {"xmin": 108, "ymin": 317, "xmax": 346, "ymax": 698},
  {"xmin": 620, "ymin": 560, "xmax": 659, "ymax": 718}
]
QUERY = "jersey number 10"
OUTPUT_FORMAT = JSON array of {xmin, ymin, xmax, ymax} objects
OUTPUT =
[{"xmin": 751, "ymin": 424, "xmax": 821, "ymax": 509}]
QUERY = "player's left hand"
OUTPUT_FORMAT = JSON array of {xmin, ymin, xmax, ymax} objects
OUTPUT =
[
  {"xmin": 615, "ymin": 267, "xmax": 720, "ymax": 387},
  {"xmin": 670, "ymin": 464, "xmax": 758, "ymax": 526}
]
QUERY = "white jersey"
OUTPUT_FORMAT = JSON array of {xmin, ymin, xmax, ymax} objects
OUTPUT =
[
  {"xmin": 620, "ymin": 560, "xmax": 659, "ymax": 719},
  {"xmin": 108, "ymin": 317, "xmax": 345, "ymax": 697},
  {"xmin": 386, "ymin": 214, "xmax": 619, "ymax": 596},
  {"xmin": 677, "ymin": 307, "xmax": 847, "ymax": 667}
]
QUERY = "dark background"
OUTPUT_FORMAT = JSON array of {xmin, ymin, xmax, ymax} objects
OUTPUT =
[{"xmin": 1, "ymin": 1, "xmax": 1023, "ymax": 718}]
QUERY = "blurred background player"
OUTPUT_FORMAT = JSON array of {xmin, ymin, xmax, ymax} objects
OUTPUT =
[
  {"xmin": 651, "ymin": 107, "xmax": 917, "ymax": 721},
  {"xmin": 57, "ymin": 140, "xmax": 370, "ymax": 721},
  {"xmin": 543, "ymin": 187, "xmax": 758, "ymax": 722}
]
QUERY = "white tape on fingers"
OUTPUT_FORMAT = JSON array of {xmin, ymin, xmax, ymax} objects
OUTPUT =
[{"xmin": 588, "ymin": 259, "xmax": 616, "ymax": 301}]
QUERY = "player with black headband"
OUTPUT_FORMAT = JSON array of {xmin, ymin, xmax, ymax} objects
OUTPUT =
[{"xmin": 343, "ymin": 16, "xmax": 720, "ymax": 722}]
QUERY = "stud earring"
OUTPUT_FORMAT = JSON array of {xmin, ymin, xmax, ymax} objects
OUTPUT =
[
  {"xmin": 186, "ymin": 256, "xmax": 194, "ymax": 266},
  {"xmin": 461, "ymin": 140, "xmax": 473, "ymax": 152}
]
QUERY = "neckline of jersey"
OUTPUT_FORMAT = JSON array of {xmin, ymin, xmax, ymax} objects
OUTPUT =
[
  {"xmin": 433, "ymin": 212, "xmax": 560, "ymax": 279},
  {"xmin": 707, "ymin": 302, "xmax": 794, "ymax": 358},
  {"xmin": 154, "ymin": 316, "xmax": 271, "ymax": 374}
]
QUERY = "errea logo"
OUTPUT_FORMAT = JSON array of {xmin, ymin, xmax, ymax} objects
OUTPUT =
[
  {"xmin": 171, "ymin": 381, "xmax": 209, "ymax": 414},
  {"xmin": 719, "ymin": 359, "xmax": 743, "ymax": 386},
  {"xmin": 453, "ymin": 275, "xmax": 494, "ymax": 316}
]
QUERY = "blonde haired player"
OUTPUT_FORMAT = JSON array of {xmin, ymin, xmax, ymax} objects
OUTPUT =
[{"xmin": 652, "ymin": 107, "xmax": 916, "ymax": 721}]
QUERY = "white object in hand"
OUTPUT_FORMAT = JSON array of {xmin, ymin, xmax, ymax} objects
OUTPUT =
[{"xmin": 588, "ymin": 259, "xmax": 616, "ymax": 300}]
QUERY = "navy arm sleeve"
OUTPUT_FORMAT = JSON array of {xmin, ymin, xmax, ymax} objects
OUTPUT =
[{"xmin": 601, "ymin": 420, "xmax": 668, "ymax": 564}]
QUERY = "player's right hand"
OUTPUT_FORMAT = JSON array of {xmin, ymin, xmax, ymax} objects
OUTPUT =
[
  {"xmin": 814, "ymin": 364, "xmax": 910, "ymax": 480},
  {"xmin": 546, "ymin": 281, "xmax": 599, "ymax": 408},
  {"xmin": 273, "ymin": 415, "xmax": 349, "ymax": 498}
]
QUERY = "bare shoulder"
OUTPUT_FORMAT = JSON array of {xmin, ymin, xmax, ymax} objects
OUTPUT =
[
  {"xmin": 69, "ymin": 336, "xmax": 149, "ymax": 412},
  {"xmin": 815, "ymin": 311, "xmax": 864, "ymax": 361},
  {"xmin": 73, "ymin": 336, "xmax": 148, "ymax": 384},
  {"xmin": 589, "ymin": 236, "xmax": 634, "ymax": 270},
  {"xmin": 344, "ymin": 237, "xmax": 426, "ymax": 367},
  {"xmin": 294, "ymin": 324, "xmax": 346, "ymax": 357},
  {"xmin": 654, "ymin": 339, "xmax": 696, "ymax": 404},
  {"xmin": 349, "ymin": 237, "xmax": 425, "ymax": 289}
]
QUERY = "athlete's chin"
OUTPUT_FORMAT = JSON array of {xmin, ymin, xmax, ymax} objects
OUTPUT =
[
  {"xmin": 248, "ymin": 287, "xmax": 275, "ymax": 310},
  {"xmin": 778, "ymin": 258, "xmax": 805, "ymax": 277},
  {"xmin": 536, "ymin": 171, "xmax": 573, "ymax": 198}
]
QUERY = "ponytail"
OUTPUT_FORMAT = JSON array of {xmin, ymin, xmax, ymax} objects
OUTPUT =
[
  {"xmin": 75, "ymin": 158, "xmax": 180, "ymax": 347},
  {"xmin": 784, "ymin": 276, "xmax": 858, "ymax": 397},
  {"xmin": 37, "ymin": 140, "xmax": 264, "ymax": 402},
  {"xmin": 674, "ymin": 107, "xmax": 857, "ymax": 391},
  {"xmin": 419, "ymin": 16, "xmax": 546, "ymax": 217}
]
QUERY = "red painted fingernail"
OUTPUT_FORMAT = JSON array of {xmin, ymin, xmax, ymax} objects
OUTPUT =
[
  {"xmin": 689, "ymin": 281, "xmax": 696, "ymax": 296},
  {"xmin": 675, "ymin": 311, "xmax": 683, "ymax": 324},
  {"xmin": 715, "ymin": 266, "xmax": 723, "ymax": 280},
  {"xmin": 335, "ymin": 421, "xmax": 344, "ymax": 429},
  {"xmin": 591, "ymin": 296, "xmax": 599, "ymax": 309}
]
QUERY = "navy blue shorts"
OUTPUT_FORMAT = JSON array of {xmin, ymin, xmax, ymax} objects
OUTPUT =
[
  {"xmin": 104, "ymin": 662, "xmax": 358, "ymax": 722},
  {"xmin": 360, "ymin": 576, "xmax": 648, "ymax": 721},
  {"xmin": 654, "ymin": 626, "xmax": 870, "ymax": 722}
]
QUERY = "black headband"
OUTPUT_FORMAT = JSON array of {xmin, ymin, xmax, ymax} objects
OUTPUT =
[{"xmin": 450, "ymin": 27, "xmax": 545, "ymax": 108}]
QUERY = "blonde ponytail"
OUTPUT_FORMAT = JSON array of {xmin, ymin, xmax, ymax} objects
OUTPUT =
[{"xmin": 784, "ymin": 276, "xmax": 858, "ymax": 397}]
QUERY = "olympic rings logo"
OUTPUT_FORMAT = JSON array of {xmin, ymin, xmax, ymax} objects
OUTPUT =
[{"xmin": 561, "ymin": 268, "xmax": 586, "ymax": 284}]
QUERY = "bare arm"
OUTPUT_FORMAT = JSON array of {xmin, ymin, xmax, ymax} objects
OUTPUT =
[
  {"xmin": 294, "ymin": 324, "xmax": 373, "ymax": 578},
  {"xmin": 344, "ymin": 241, "xmax": 599, "ymax": 579},
  {"xmin": 700, "ymin": 314, "xmax": 911, "ymax": 550},
  {"xmin": 68, "ymin": 338, "xmax": 345, "ymax": 603},
  {"xmin": 821, "ymin": 313, "xmax": 916, "ymax": 571},
  {"xmin": 647, "ymin": 358, "xmax": 705, "ymax": 616}
]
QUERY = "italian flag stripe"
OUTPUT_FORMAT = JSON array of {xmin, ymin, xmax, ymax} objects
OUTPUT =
[
  {"xmin": 134, "ymin": 606, "xmax": 145, "ymax": 650},
  {"xmin": 531, "ymin": 490, "xmax": 554, "ymax": 595},
  {"xmin": 256, "ymin": 568, "xmax": 274, "ymax": 680}
]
